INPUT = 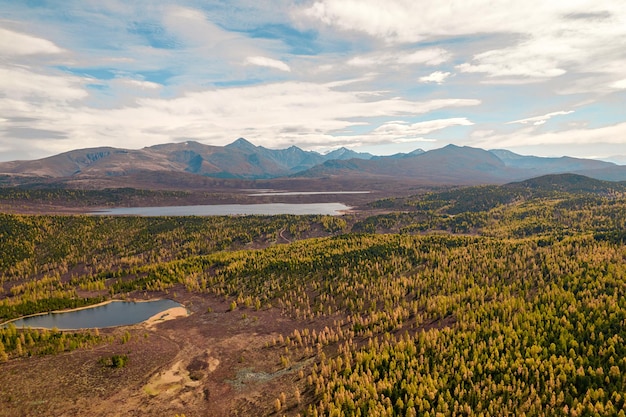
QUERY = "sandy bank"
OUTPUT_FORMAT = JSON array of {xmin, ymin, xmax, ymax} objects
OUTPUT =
[{"xmin": 143, "ymin": 306, "xmax": 189, "ymax": 329}]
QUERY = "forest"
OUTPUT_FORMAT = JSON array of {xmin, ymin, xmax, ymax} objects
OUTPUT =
[{"xmin": 2, "ymin": 173, "xmax": 626, "ymax": 416}]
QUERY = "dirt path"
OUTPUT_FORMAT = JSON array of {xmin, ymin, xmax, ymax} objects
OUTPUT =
[{"xmin": 279, "ymin": 227, "xmax": 291, "ymax": 243}]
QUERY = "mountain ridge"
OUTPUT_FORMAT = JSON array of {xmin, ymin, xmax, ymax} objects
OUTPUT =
[{"xmin": 1, "ymin": 139, "xmax": 625, "ymax": 185}]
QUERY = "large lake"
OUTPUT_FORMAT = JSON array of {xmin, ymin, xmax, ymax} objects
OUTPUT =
[
  {"xmin": 94, "ymin": 202, "xmax": 351, "ymax": 216},
  {"xmin": 247, "ymin": 191, "xmax": 370, "ymax": 196},
  {"xmin": 4, "ymin": 299, "xmax": 183, "ymax": 330}
]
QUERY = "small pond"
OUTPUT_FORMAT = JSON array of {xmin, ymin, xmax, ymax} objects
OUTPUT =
[
  {"xmin": 4, "ymin": 299, "xmax": 183, "ymax": 330},
  {"xmin": 93, "ymin": 202, "xmax": 351, "ymax": 216}
]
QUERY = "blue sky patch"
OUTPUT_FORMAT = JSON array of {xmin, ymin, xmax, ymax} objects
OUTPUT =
[
  {"xmin": 127, "ymin": 21, "xmax": 180, "ymax": 50},
  {"xmin": 248, "ymin": 24, "xmax": 320, "ymax": 55}
]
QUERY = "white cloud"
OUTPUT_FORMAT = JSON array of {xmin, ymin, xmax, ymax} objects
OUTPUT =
[
  {"xmin": 0, "ymin": 28, "xmax": 64, "ymax": 55},
  {"xmin": 130, "ymin": 83, "xmax": 479, "ymax": 147},
  {"xmin": 391, "ymin": 137, "xmax": 437, "ymax": 144},
  {"xmin": 300, "ymin": 1, "xmax": 626, "ymax": 86},
  {"xmin": 163, "ymin": 6, "xmax": 230, "ymax": 47},
  {"xmin": 457, "ymin": 49, "xmax": 566, "ymax": 79},
  {"xmin": 611, "ymin": 79, "xmax": 626, "ymax": 89},
  {"xmin": 507, "ymin": 110, "xmax": 574, "ymax": 126},
  {"xmin": 300, "ymin": 1, "xmax": 559, "ymax": 43},
  {"xmin": 0, "ymin": 66, "xmax": 87, "ymax": 101},
  {"xmin": 348, "ymin": 48, "xmax": 450, "ymax": 68},
  {"xmin": 246, "ymin": 56, "xmax": 291, "ymax": 72},
  {"xmin": 371, "ymin": 118, "xmax": 473, "ymax": 140},
  {"xmin": 398, "ymin": 49, "xmax": 450, "ymax": 66},
  {"xmin": 472, "ymin": 122, "xmax": 626, "ymax": 149},
  {"xmin": 0, "ymin": 79, "xmax": 480, "ymax": 157},
  {"xmin": 419, "ymin": 71, "xmax": 451, "ymax": 84},
  {"xmin": 119, "ymin": 79, "xmax": 162, "ymax": 89},
  {"xmin": 459, "ymin": 7, "xmax": 626, "ymax": 83}
]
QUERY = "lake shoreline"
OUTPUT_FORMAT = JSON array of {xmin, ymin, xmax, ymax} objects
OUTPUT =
[
  {"xmin": 91, "ymin": 202, "xmax": 353, "ymax": 216},
  {"xmin": 1, "ymin": 298, "xmax": 184, "ymax": 330}
]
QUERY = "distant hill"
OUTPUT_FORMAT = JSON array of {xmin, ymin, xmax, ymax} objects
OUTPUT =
[
  {"xmin": 507, "ymin": 173, "xmax": 626, "ymax": 194},
  {"xmin": 381, "ymin": 173, "xmax": 626, "ymax": 216},
  {"xmin": 2, "ymin": 139, "xmax": 626, "ymax": 185}
]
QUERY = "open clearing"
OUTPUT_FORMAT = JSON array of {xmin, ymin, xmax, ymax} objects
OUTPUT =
[{"xmin": 0, "ymin": 287, "xmax": 336, "ymax": 416}]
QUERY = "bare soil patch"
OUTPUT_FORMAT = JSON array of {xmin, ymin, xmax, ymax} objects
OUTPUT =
[{"xmin": 0, "ymin": 288, "xmax": 332, "ymax": 416}]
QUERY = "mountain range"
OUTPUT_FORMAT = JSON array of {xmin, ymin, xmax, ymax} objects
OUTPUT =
[{"xmin": 1, "ymin": 138, "xmax": 625, "ymax": 186}]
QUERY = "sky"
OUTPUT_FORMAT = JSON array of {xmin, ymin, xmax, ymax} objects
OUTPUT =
[{"xmin": 1, "ymin": 0, "xmax": 625, "ymax": 162}]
